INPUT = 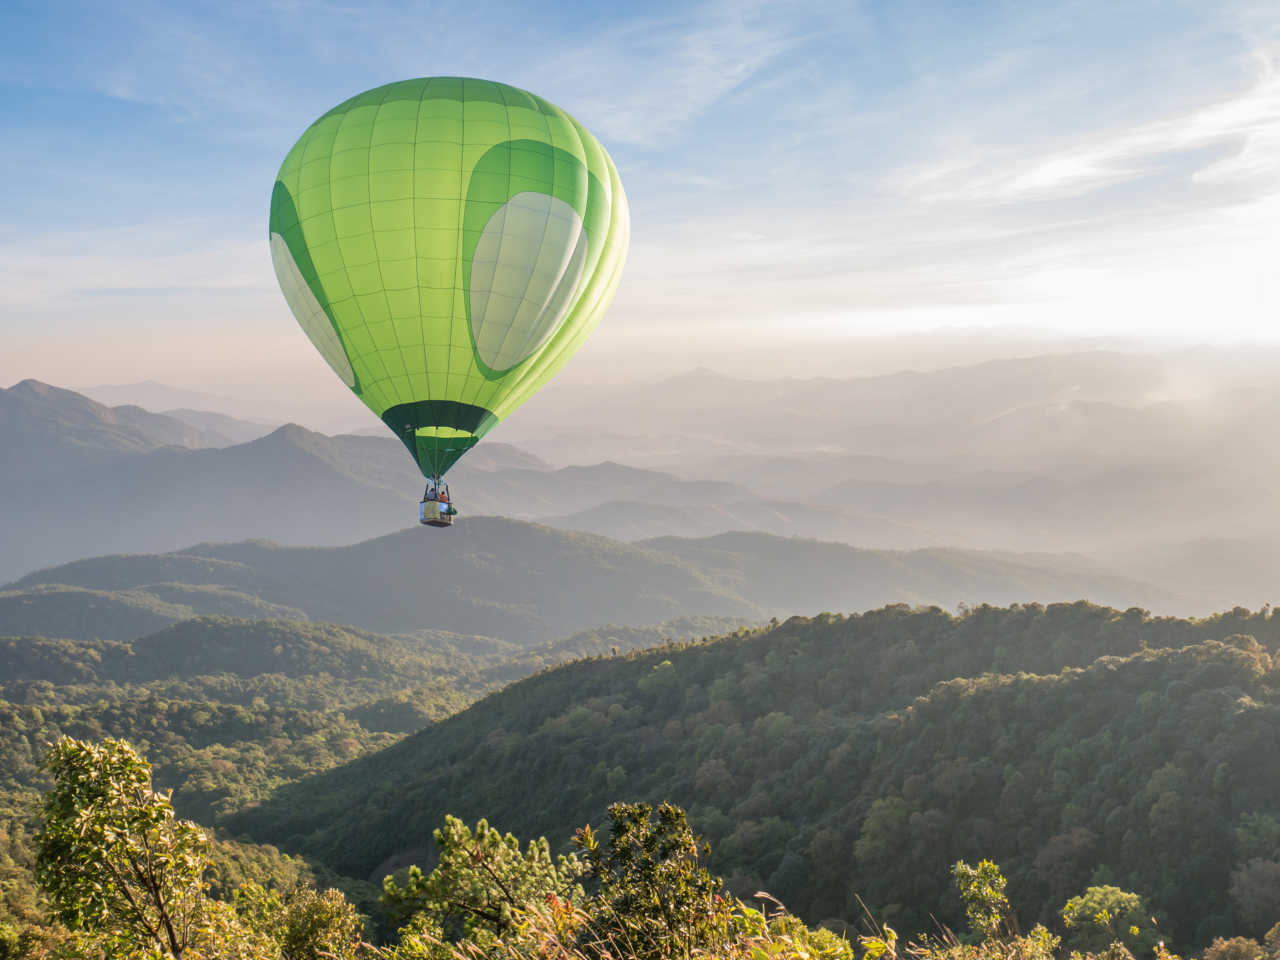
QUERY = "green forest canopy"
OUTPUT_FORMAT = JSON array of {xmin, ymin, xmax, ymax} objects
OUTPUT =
[
  {"xmin": 0, "ymin": 609, "xmax": 748, "ymax": 941},
  {"xmin": 6, "ymin": 601, "xmax": 1280, "ymax": 953},
  {"xmin": 0, "ymin": 614, "xmax": 745, "ymax": 822},
  {"xmin": 232, "ymin": 602, "xmax": 1280, "ymax": 951}
]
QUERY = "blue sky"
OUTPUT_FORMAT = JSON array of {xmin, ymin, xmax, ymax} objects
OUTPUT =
[{"xmin": 1, "ymin": 0, "xmax": 1277, "ymax": 398}]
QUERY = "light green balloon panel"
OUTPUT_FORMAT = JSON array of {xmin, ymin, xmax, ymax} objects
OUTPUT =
[{"xmin": 269, "ymin": 77, "xmax": 630, "ymax": 476}]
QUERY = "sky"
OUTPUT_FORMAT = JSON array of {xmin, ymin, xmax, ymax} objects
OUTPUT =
[{"xmin": 1, "ymin": 0, "xmax": 1278, "ymax": 402}]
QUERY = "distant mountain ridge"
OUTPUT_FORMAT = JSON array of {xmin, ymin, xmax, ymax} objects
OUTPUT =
[
  {"xmin": 0, "ymin": 379, "xmax": 949, "ymax": 582},
  {"xmin": 8, "ymin": 363, "xmax": 1280, "ymax": 612},
  {"xmin": 506, "ymin": 348, "xmax": 1280, "ymax": 463},
  {"xmin": 161, "ymin": 408, "xmax": 279, "ymax": 444},
  {"xmin": 0, "ymin": 415, "xmax": 423, "ymax": 582},
  {"xmin": 5, "ymin": 517, "xmax": 1185, "ymax": 643},
  {"xmin": 0, "ymin": 379, "xmax": 228, "ymax": 478},
  {"xmin": 75, "ymin": 380, "xmax": 377, "ymax": 435}
]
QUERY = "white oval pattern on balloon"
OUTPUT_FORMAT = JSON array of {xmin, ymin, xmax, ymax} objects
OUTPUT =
[
  {"xmin": 270, "ymin": 233, "xmax": 357, "ymax": 389},
  {"xmin": 469, "ymin": 192, "xmax": 589, "ymax": 373}
]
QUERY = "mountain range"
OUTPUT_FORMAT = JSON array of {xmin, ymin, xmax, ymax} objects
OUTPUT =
[
  {"xmin": 6, "ymin": 516, "xmax": 1187, "ymax": 644},
  {"xmin": 7, "ymin": 349, "xmax": 1280, "ymax": 614}
]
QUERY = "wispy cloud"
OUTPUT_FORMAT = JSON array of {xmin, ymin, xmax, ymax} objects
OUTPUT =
[
  {"xmin": 522, "ymin": 0, "xmax": 811, "ymax": 145},
  {"xmin": 1, "ymin": 0, "xmax": 809, "ymax": 147},
  {"xmin": 896, "ymin": 46, "xmax": 1280, "ymax": 204}
]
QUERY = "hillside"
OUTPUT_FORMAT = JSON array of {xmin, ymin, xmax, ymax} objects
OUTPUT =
[
  {"xmin": 0, "ymin": 615, "xmax": 494, "ymax": 837},
  {"xmin": 1101, "ymin": 537, "xmax": 1280, "ymax": 605},
  {"xmin": 232, "ymin": 602, "xmax": 1280, "ymax": 950},
  {"xmin": 638, "ymin": 531, "xmax": 1179, "ymax": 616},
  {"xmin": 0, "ymin": 583, "xmax": 307, "ymax": 641},
  {"xmin": 5, "ymin": 521, "xmax": 747, "ymax": 641},
  {"xmin": 0, "ymin": 610, "xmax": 727, "ymax": 843},
  {"xmin": 5, "ymin": 519, "xmax": 1189, "ymax": 642},
  {"xmin": 0, "ymin": 615, "xmax": 490, "ymax": 707}
]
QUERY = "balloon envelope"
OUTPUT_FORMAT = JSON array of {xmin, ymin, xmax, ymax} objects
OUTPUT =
[{"xmin": 270, "ymin": 77, "xmax": 629, "ymax": 476}]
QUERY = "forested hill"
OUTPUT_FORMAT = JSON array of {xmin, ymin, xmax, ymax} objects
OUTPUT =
[
  {"xmin": 233, "ymin": 602, "xmax": 1280, "ymax": 951},
  {"xmin": 5, "ymin": 518, "xmax": 1182, "ymax": 642},
  {"xmin": 0, "ymin": 613, "xmax": 753, "ymax": 818}
]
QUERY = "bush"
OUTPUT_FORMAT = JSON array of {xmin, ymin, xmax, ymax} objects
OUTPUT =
[
  {"xmin": 1063, "ymin": 886, "xmax": 1163, "ymax": 957},
  {"xmin": 382, "ymin": 815, "xmax": 585, "ymax": 938},
  {"xmin": 573, "ymin": 802, "xmax": 733, "ymax": 960},
  {"xmin": 234, "ymin": 880, "xmax": 365, "ymax": 959},
  {"xmin": 1202, "ymin": 937, "xmax": 1267, "ymax": 960}
]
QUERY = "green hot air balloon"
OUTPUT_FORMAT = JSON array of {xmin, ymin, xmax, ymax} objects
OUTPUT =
[{"xmin": 269, "ymin": 77, "xmax": 629, "ymax": 523}]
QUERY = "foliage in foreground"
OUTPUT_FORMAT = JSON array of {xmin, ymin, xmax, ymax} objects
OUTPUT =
[
  {"xmin": 13, "ymin": 738, "xmax": 856, "ymax": 960},
  {"xmin": 35, "ymin": 738, "xmax": 212, "ymax": 956},
  {"xmin": 25, "ymin": 737, "xmax": 364, "ymax": 959},
  {"xmin": 382, "ymin": 816, "xmax": 586, "ymax": 937},
  {"xmin": 11, "ymin": 603, "xmax": 1280, "ymax": 950},
  {"xmin": 17, "ymin": 735, "xmax": 1280, "ymax": 960},
  {"xmin": 383, "ymin": 802, "xmax": 853, "ymax": 960}
]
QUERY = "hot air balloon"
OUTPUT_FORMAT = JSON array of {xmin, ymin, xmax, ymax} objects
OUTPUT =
[{"xmin": 269, "ymin": 77, "xmax": 629, "ymax": 526}]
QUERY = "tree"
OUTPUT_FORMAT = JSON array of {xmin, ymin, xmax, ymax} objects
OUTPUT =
[
  {"xmin": 234, "ymin": 881, "xmax": 364, "ymax": 960},
  {"xmin": 952, "ymin": 861, "xmax": 1011, "ymax": 941},
  {"xmin": 1229, "ymin": 860, "xmax": 1280, "ymax": 936},
  {"xmin": 34, "ymin": 737, "xmax": 222, "ymax": 958},
  {"xmin": 944, "ymin": 860, "xmax": 1059, "ymax": 960},
  {"xmin": 637, "ymin": 662, "xmax": 680, "ymax": 697},
  {"xmin": 31, "ymin": 737, "xmax": 365, "ymax": 960},
  {"xmin": 855, "ymin": 798, "xmax": 911, "ymax": 871},
  {"xmin": 382, "ymin": 816, "xmax": 586, "ymax": 938},
  {"xmin": 1236, "ymin": 816, "xmax": 1280, "ymax": 863},
  {"xmin": 1062, "ymin": 886, "xmax": 1161, "ymax": 957},
  {"xmin": 1202, "ymin": 937, "xmax": 1267, "ymax": 960},
  {"xmin": 1033, "ymin": 828, "xmax": 1098, "ymax": 900},
  {"xmin": 572, "ymin": 802, "xmax": 732, "ymax": 960}
]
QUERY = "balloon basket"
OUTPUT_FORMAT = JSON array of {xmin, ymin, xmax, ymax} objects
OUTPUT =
[{"xmin": 419, "ymin": 495, "xmax": 456, "ymax": 527}]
